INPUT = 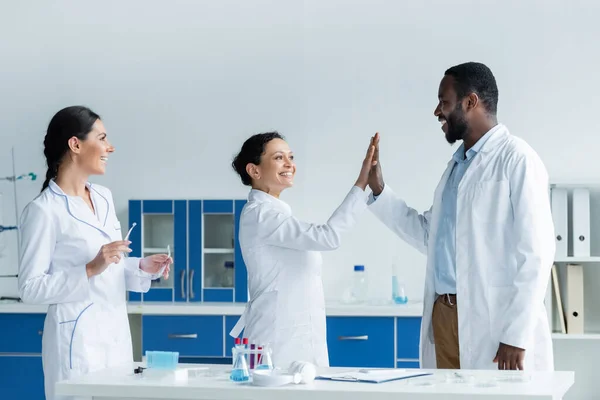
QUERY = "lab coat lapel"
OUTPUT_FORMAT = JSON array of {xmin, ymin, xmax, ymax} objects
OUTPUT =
[
  {"xmin": 460, "ymin": 126, "xmax": 508, "ymax": 187},
  {"xmin": 48, "ymin": 180, "xmax": 112, "ymax": 239}
]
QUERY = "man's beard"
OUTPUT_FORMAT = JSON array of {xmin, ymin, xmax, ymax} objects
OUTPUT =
[{"xmin": 445, "ymin": 106, "xmax": 469, "ymax": 145}]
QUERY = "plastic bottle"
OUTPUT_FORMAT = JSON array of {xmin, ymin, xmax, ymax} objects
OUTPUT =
[{"xmin": 351, "ymin": 265, "xmax": 368, "ymax": 303}]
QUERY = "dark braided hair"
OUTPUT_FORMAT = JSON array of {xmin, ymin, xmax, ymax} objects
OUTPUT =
[{"xmin": 41, "ymin": 106, "xmax": 101, "ymax": 191}]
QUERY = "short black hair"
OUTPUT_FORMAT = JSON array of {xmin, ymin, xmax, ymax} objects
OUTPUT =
[
  {"xmin": 445, "ymin": 62, "xmax": 499, "ymax": 115},
  {"xmin": 232, "ymin": 131, "xmax": 285, "ymax": 186}
]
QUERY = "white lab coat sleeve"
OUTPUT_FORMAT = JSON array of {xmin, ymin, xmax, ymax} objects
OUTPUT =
[
  {"xmin": 367, "ymin": 184, "xmax": 431, "ymax": 255},
  {"xmin": 257, "ymin": 185, "xmax": 368, "ymax": 251},
  {"xmin": 18, "ymin": 202, "xmax": 91, "ymax": 304},
  {"xmin": 500, "ymin": 153, "xmax": 555, "ymax": 350},
  {"xmin": 122, "ymin": 257, "xmax": 152, "ymax": 293},
  {"xmin": 102, "ymin": 186, "xmax": 154, "ymax": 293}
]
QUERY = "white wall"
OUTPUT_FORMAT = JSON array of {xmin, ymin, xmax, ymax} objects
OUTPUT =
[{"xmin": 0, "ymin": 0, "xmax": 599, "ymax": 397}]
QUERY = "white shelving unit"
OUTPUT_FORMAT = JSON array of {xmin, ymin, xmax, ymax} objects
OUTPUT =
[{"xmin": 547, "ymin": 181, "xmax": 600, "ymax": 341}]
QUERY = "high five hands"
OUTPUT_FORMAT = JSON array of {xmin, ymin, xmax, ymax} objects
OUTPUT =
[
  {"xmin": 355, "ymin": 132, "xmax": 385, "ymax": 194},
  {"xmin": 367, "ymin": 132, "xmax": 385, "ymax": 196}
]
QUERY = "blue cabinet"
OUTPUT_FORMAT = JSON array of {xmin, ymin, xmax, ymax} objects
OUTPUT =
[
  {"xmin": 128, "ymin": 199, "xmax": 248, "ymax": 303},
  {"xmin": 0, "ymin": 355, "xmax": 45, "ymax": 399},
  {"xmin": 326, "ymin": 317, "xmax": 395, "ymax": 368},
  {"xmin": 396, "ymin": 317, "xmax": 421, "ymax": 368},
  {"xmin": 142, "ymin": 315, "xmax": 223, "ymax": 357},
  {"xmin": 0, "ymin": 313, "xmax": 46, "ymax": 400}
]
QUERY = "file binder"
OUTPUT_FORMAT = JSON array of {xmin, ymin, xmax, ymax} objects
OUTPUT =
[
  {"xmin": 572, "ymin": 188, "xmax": 590, "ymax": 257},
  {"xmin": 550, "ymin": 188, "xmax": 568, "ymax": 257},
  {"xmin": 565, "ymin": 264, "xmax": 584, "ymax": 334}
]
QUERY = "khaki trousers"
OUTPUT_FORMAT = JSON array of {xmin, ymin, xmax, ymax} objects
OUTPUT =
[{"xmin": 432, "ymin": 294, "xmax": 460, "ymax": 369}]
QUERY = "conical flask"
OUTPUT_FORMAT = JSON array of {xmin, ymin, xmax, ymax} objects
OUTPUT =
[
  {"xmin": 256, "ymin": 344, "xmax": 274, "ymax": 370},
  {"xmin": 230, "ymin": 345, "xmax": 249, "ymax": 382}
]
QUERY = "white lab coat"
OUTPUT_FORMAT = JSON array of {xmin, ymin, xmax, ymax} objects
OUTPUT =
[
  {"xmin": 18, "ymin": 180, "xmax": 154, "ymax": 400},
  {"xmin": 230, "ymin": 186, "xmax": 368, "ymax": 369},
  {"xmin": 369, "ymin": 124, "xmax": 555, "ymax": 370}
]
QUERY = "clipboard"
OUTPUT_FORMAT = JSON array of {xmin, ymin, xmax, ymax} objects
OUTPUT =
[{"xmin": 316, "ymin": 369, "xmax": 432, "ymax": 384}]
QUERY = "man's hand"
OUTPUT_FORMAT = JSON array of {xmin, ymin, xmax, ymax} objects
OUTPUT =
[
  {"xmin": 493, "ymin": 342, "xmax": 525, "ymax": 370},
  {"xmin": 368, "ymin": 132, "xmax": 384, "ymax": 196}
]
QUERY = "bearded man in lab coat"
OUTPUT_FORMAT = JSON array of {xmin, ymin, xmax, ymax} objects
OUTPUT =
[{"xmin": 368, "ymin": 62, "xmax": 555, "ymax": 371}]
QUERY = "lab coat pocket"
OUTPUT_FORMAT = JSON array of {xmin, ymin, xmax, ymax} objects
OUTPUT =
[
  {"xmin": 470, "ymin": 180, "xmax": 510, "ymax": 223},
  {"xmin": 487, "ymin": 286, "xmax": 513, "ymax": 343},
  {"xmin": 59, "ymin": 303, "xmax": 96, "ymax": 372}
]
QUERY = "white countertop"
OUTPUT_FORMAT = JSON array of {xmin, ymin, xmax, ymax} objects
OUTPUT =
[
  {"xmin": 55, "ymin": 363, "xmax": 575, "ymax": 400},
  {"xmin": 0, "ymin": 300, "xmax": 423, "ymax": 317}
]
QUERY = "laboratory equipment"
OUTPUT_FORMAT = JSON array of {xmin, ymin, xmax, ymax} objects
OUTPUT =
[
  {"xmin": 255, "ymin": 344, "xmax": 274, "ymax": 370},
  {"xmin": 391, "ymin": 257, "xmax": 408, "ymax": 304},
  {"xmin": 351, "ymin": 265, "xmax": 368, "ymax": 303},
  {"xmin": 123, "ymin": 222, "xmax": 137, "ymax": 258},
  {"xmin": 251, "ymin": 369, "xmax": 301, "ymax": 387},
  {"xmin": 392, "ymin": 276, "xmax": 408, "ymax": 304},
  {"xmin": 220, "ymin": 260, "xmax": 234, "ymax": 287},
  {"xmin": 124, "ymin": 222, "xmax": 137, "ymax": 241},
  {"xmin": 288, "ymin": 361, "xmax": 316, "ymax": 383},
  {"xmin": 145, "ymin": 351, "xmax": 179, "ymax": 370},
  {"xmin": 0, "ymin": 147, "xmax": 39, "ymax": 265},
  {"xmin": 230, "ymin": 338, "xmax": 250, "ymax": 382}
]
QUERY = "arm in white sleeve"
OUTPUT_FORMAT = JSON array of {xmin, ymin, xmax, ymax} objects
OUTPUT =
[
  {"xmin": 368, "ymin": 184, "xmax": 432, "ymax": 254},
  {"xmin": 499, "ymin": 153, "xmax": 555, "ymax": 349},
  {"xmin": 123, "ymin": 257, "xmax": 152, "ymax": 293},
  {"xmin": 18, "ymin": 203, "xmax": 90, "ymax": 304},
  {"xmin": 257, "ymin": 186, "xmax": 368, "ymax": 251}
]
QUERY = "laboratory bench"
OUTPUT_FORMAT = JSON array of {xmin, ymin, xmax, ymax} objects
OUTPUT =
[
  {"xmin": 54, "ymin": 362, "xmax": 575, "ymax": 400},
  {"xmin": 0, "ymin": 300, "xmax": 424, "ymax": 400}
]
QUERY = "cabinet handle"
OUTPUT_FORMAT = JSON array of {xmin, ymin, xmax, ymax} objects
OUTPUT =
[
  {"xmin": 189, "ymin": 269, "xmax": 195, "ymax": 299},
  {"xmin": 168, "ymin": 334, "xmax": 198, "ymax": 339},
  {"xmin": 180, "ymin": 270, "xmax": 186, "ymax": 299},
  {"xmin": 338, "ymin": 335, "xmax": 368, "ymax": 341}
]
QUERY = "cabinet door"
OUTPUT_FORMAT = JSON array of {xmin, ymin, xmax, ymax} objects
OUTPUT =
[
  {"xmin": 142, "ymin": 316, "xmax": 223, "ymax": 357},
  {"xmin": 326, "ymin": 317, "xmax": 395, "ymax": 368},
  {"xmin": 397, "ymin": 317, "xmax": 421, "ymax": 367},
  {"xmin": 0, "ymin": 313, "xmax": 45, "ymax": 353},
  {"xmin": 128, "ymin": 200, "xmax": 179, "ymax": 302},
  {"xmin": 199, "ymin": 200, "xmax": 235, "ymax": 302},
  {"xmin": 234, "ymin": 200, "xmax": 248, "ymax": 302},
  {"xmin": 0, "ymin": 356, "xmax": 45, "ymax": 400}
]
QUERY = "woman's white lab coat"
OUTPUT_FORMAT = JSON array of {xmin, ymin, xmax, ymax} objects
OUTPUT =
[
  {"xmin": 369, "ymin": 124, "xmax": 555, "ymax": 370},
  {"xmin": 230, "ymin": 186, "xmax": 368, "ymax": 369},
  {"xmin": 18, "ymin": 180, "xmax": 154, "ymax": 400}
]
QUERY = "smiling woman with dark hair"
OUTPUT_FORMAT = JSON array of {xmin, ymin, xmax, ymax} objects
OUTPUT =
[
  {"xmin": 18, "ymin": 106, "xmax": 173, "ymax": 400},
  {"xmin": 229, "ymin": 131, "xmax": 376, "ymax": 369}
]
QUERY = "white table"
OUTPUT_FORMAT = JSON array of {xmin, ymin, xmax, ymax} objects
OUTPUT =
[{"xmin": 55, "ymin": 363, "xmax": 574, "ymax": 400}]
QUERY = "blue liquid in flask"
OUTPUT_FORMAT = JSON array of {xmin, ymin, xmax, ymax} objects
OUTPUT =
[{"xmin": 230, "ymin": 346, "xmax": 249, "ymax": 382}]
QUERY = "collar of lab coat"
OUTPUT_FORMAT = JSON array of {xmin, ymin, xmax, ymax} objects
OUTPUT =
[
  {"xmin": 47, "ymin": 179, "xmax": 112, "ymax": 239},
  {"xmin": 475, "ymin": 123, "xmax": 507, "ymax": 154},
  {"xmin": 248, "ymin": 189, "xmax": 292, "ymax": 215}
]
